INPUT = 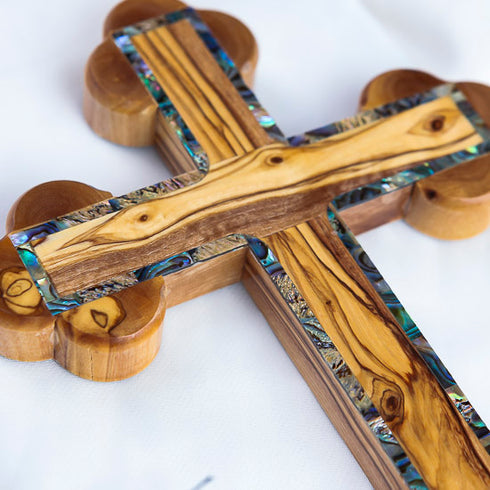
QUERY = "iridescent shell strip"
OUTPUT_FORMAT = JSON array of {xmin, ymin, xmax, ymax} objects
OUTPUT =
[
  {"xmin": 112, "ymin": 7, "xmax": 285, "ymax": 175},
  {"xmin": 326, "ymin": 206, "xmax": 490, "ymax": 454},
  {"xmin": 10, "ymin": 86, "xmax": 489, "ymax": 313},
  {"xmin": 247, "ymin": 235, "xmax": 425, "ymax": 488},
  {"xmin": 8, "ymin": 11, "xmax": 490, "ymax": 486}
]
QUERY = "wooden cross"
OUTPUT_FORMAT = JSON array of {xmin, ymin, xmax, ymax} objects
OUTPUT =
[{"xmin": 1, "ymin": 1, "xmax": 489, "ymax": 488}]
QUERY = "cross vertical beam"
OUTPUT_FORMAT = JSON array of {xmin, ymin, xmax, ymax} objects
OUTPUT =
[{"xmin": 9, "ymin": 7, "xmax": 490, "ymax": 488}]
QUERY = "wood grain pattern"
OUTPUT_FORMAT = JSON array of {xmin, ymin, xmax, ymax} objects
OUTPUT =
[
  {"xmin": 349, "ymin": 69, "xmax": 490, "ymax": 238},
  {"xmin": 242, "ymin": 253, "xmax": 408, "ymax": 490},
  {"xmin": 77, "ymin": 5, "xmax": 490, "ymax": 485},
  {"xmin": 103, "ymin": 0, "xmax": 258, "ymax": 87},
  {"xmin": 260, "ymin": 215, "xmax": 490, "ymax": 489},
  {"xmin": 84, "ymin": 0, "xmax": 259, "ymax": 148},
  {"xmin": 0, "ymin": 181, "xmax": 167, "ymax": 381},
  {"xmin": 55, "ymin": 277, "xmax": 165, "ymax": 382},
  {"xmin": 0, "ymin": 181, "xmax": 112, "ymax": 362},
  {"xmin": 132, "ymin": 19, "xmax": 272, "ymax": 163},
  {"xmin": 0, "ymin": 237, "xmax": 54, "ymax": 361},
  {"xmin": 405, "ymin": 157, "xmax": 490, "ymax": 239},
  {"xmin": 165, "ymin": 247, "xmax": 246, "ymax": 308},
  {"xmin": 33, "ymin": 96, "xmax": 481, "ymax": 295}
]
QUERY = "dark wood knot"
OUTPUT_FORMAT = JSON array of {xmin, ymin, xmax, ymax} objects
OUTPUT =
[{"xmin": 430, "ymin": 115, "xmax": 445, "ymax": 132}]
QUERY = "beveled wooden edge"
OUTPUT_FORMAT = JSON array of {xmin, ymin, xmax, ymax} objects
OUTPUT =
[
  {"xmin": 0, "ymin": 181, "xmax": 168, "ymax": 381},
  {"xmin": 353, "ymin": 69, "xmax": 490, "ymax": 239},
  {"xmin": 84, "ymin": 0, "xmax": 259, "ymax": 147},
  {"xmin": 242, "ymin": 249, "xmax": 408, "ymax": 489}
]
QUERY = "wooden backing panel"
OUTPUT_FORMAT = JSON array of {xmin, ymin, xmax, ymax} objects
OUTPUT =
[
  {"xmin": 0, "ymin": 237, "xmax": 54, "ymax": 361},
  {"xmin": 132, "ymin": 19, "xmax": 272, "ymax": 164},
  {"xmin": 84, "ymin": 38, "xmax": 157, "ymax": 147},
  {"xmin": 85, "ymin": 1, "xmax": 260, "ymax": 148},
  {"xmin": 6, "ymin": 181, "xmax": 112, "ymax": 234},
  {"xmin": 338, "ymin": 186, "xmax": 412, "ymax": 235},
  {"xmin": 261, "ymin": 216, "xmax": 490, "ymax": 489},
  {"xmin": 165, "ymin": 247, "xmax": 247, "ymax": 308},
  {"xmin": 55, "ymin": 278, "xmax": 166, "ymax": 382},
  {"xmin": 358, "ymin": 70, "xmax": 490, "ymax": 239},
  {"xmin": 103, "ymin": 1, "xmax": 258, "ymax": 87},
  {"xmin": 242, "ymin": 252, "xmax": 408, "ymax": 490},
  {"xmin": 31, "ymin": 96, "xmax": 482, "ymax": 295},
  {"xmin": 0, "ymin": 181, "xmax": 113, "ymax": 362},
  {"xmin": 404, "ymin": 157, "xmax": 490, "ymax": 239},
  {"xmin": 103, "ymin": 0, "xmax": 186, "ymax": 37},
  {"xmin": 359, "ymin": 69, "xmax": 444, "ymax": 111},
  {"xmin": 0, "ymin": 181, "xmax": 167, "ymax": 380}
]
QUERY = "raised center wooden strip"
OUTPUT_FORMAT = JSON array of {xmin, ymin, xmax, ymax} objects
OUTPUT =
[
  {"xmin": 31, "ymin": 96, "xmax": 481, "ymax": 296},
  {"xmin": 131, "ymin": 19, "xmax": 273, "ymax": 163},
  {"xmin": 262, "ymin": 215, "xmax": 490, "ymax": 488}
]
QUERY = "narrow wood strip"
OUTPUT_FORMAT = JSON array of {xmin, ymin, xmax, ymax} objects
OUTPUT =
[
  {"xmin": 29, "ymin": 96, "xmax": 482, "ymax": 296},
  {"xmin": 242, "ymin": 253, "xmax": 408, "ymax": 489},
  {"xmin": 261, "ymin": 216, "xmax": 490, "ymax": 488},
  {"xmin": 132, "ymin": 19, "xmax": 272, "ymax": 163},
  {"xmin": 338, "ymin": 186, "xmax": 412, "ymax": 235},
  {"xmin": 165, "ymin": 247, "xmax": 247, "ymax": 307}
]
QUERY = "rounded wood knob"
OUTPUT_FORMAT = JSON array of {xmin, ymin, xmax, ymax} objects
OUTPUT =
[
  {"xmin": 84, "ymin": 0, "xmax": 258, "ymax": 147},
  {"xmin": 360, "ymin": 69, "xmax": 490, "ymax": 239},
  {"xmin": 0, "ymin": 181, "xmax": 166, "ymax": 381}
]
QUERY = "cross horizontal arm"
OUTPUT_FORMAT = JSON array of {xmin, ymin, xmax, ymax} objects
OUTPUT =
[{"xmin": 12, "ymin": 96, "xmax": 481, "ymax": 297}]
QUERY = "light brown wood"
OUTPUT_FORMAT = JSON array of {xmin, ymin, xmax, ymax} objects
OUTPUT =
[
  {"xmin": 103, "ymin": 1, "xmax": 258, "ymax": 87},
  {"xmin": 4, "ymin": 3, "xmax": 490, "ymax": 486},
  {"xmin": 405, "ymin": 157, "xmax": 490, "ymax": 239},
  {"xmin": 0, "ymin": 181, "xmax": 167, "ymax": 381},
  {"xmin": 132, "ymin": 19, "xmax": 272, "ymax": 164},
  {"xmin": 0, "ymin": 237, "xmax": 54, "ymax": 361},
  {"xmin": 84, "ymin": 0, "xmax": 259, "ymax": 148},
  {"xmin": 165, "ymin": 247, "xmax": 247, "ymax": 308},
  {"xmin": 258, "ymin": 215, "xmax": 490, "ymax": 488},
  {"xmin": 351, "ymin": 69, "xmax": 490, "ymax": 238},
  {"xmin": 35, "ymin": 96, "xmax": 481, "ymax": 296},
  {"xmin": 242, "ymin": 253, "xmax": 408, "ymax": 490},
  {"xmin": 0, "ymin": 181, "xmax": 113, "ymax": 362},
  {"xmin": 55, "ymin": 278, "xmax": 165, "ymax": 382}
]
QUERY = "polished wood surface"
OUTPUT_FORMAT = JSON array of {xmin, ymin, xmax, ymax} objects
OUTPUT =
[
  {"xmin": 132, "ymin": 19, "xmax": 272, "ymax": 165},
  {"xmin": 2, "ymin": 1, "xmax": 489, "ymax": 487},
  {"xmin": 242, "ymin": 253, "xmax": 408, "ymax": 490},
  {"xmin": 259, "ymin": 215, "xmax": 490, "ymax": 488},
  {"xmin": 0, "ymin": 181, "xmax": 166, "ymax": 381},
  {"xmin": 352, "ymin": 69, "xmax": 490, "ymax": 238},
  {"xmin": 84, "ymin": 0, "xmax": 258, "ymax": 148},
  {"xmin": 35, "ymin": 95, "xmax": 481, "ymax": 295}
]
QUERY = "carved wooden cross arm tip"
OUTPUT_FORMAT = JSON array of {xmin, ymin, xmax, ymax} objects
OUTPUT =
[{"xmin": 1, "ymin": 1, "xmax": 489, "ymax": 488}]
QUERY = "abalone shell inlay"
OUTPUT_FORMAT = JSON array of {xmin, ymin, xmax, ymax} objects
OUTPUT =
[
  {"xmin": 10, "ymin": 86, "xmax": 489, "ymax": 311},
  {"xmin": 8, "ymin": 9, "xmax": 490, "ymax": 486}
]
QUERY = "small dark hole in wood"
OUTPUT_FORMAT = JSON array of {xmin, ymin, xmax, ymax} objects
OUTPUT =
[
  {"xmin": 139, "ymin": 214, "xmax": 149, "ymax": 222},
  {"xmin": 270, "ymin": 156, "xmax": 283, "ymax": 164},
  {"xmin": 425, "ymin": 189, "xmax": 437, "ymax": 200},
  {"xmin": 386, "ymin": 395, "xmax": 399, "ymax": 412},
  {"xmin": 430, "ymin": 116, "xmax": 445, "ymax": 132}
]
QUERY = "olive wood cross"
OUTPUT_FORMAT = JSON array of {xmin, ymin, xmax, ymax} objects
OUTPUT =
[{"xmin": 2, "ymin": 2, "xmax": 490, "ymax": 488}]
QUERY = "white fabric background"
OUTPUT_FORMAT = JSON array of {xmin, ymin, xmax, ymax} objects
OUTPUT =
[{"xmin": 0, "ymin": 1, "xmax": 489, "ymax": 489}]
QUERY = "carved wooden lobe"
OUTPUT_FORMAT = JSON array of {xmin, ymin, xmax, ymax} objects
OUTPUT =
[
  {"xmin": 9, "ymin": 7, "xmax": 489, "ymax": 300},
  {"xmin": 2, "ymin": 1, "xmax": 490, "ymax": 488}
]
